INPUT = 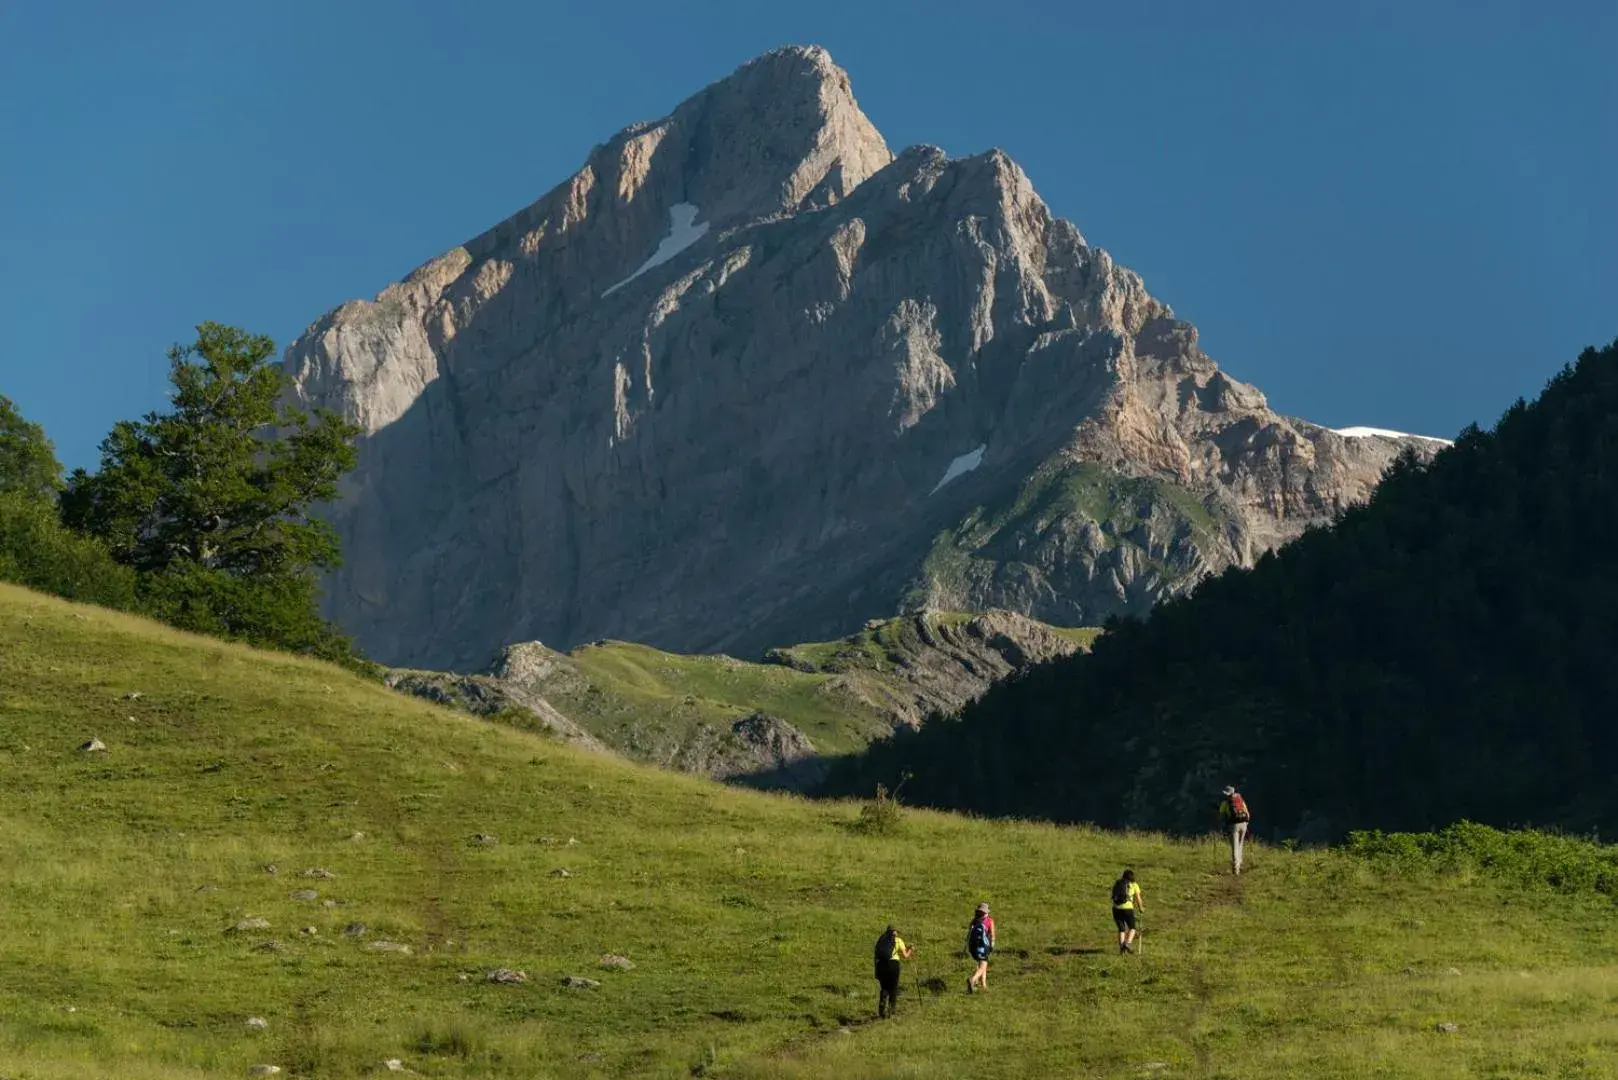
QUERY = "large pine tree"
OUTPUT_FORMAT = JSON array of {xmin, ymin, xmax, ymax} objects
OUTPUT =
[{"xmin": 62, "ymin": 323, "xmax": 362, "ymax": 660}]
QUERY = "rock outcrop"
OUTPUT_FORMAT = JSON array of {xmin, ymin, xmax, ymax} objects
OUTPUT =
[
  {"xmin": 287, "ymin": 45, "xmax": 1442, "ymax": 670},
  {"xmin": 383, "ymin": 611, "xmax": 1094, "ymax": 789},
  {"xmin": 766, "ymin": 610, "xmax": 1092, "ymax": 729}
]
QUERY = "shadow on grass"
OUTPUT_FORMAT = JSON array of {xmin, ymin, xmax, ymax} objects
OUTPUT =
[{"xmin": 1046, "ymin": 945, "xmax": 1106, "ymax": 956}]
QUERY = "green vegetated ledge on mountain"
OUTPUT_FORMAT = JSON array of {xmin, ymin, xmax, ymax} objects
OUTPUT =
[
  {"xmin": 4, "ymin": 581, "xmax": 1618, "ymax": 1079},
  {"xmin": 385, "ymin": 610, "xmax": 1099, "ymax": 789},
  {"xmin": 825, "ymin": 340, "xmax": 1618, "ymax": 841}
]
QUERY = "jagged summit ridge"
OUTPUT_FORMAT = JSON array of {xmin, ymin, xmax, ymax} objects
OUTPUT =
[
  {"xmin": 286, "ymin": 44, "xmax": 891, "ymax": 437},
  {"xmin": 285, "ymin": 47, "xmax": 1438, "ymax": 669}
]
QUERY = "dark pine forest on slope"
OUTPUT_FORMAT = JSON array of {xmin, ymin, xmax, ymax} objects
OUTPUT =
[{"xmin": 826, "ymin": 340, "xmax": 1618, "ymax": 842}]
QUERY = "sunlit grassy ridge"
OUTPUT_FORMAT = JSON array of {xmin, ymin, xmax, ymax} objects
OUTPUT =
[
  {"xmin": 1, "ymin": 583, "xmax": 1615, "ymax": 1078},
  {"xmin": 543, "ymin": 639, "xmax": 892, "ymax": 756}
]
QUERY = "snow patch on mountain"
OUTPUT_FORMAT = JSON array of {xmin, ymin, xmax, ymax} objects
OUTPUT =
[
  {"xmin": 1334, "ymin": 426, "xmax": 1452, "ymax": 446},
  {"xmin": 930, "ymin": 445, "xmax": 986, "ymax": 495},
  {"xmin": 602, "ymin": 203, "xmax": 710, "ymax": 297}
]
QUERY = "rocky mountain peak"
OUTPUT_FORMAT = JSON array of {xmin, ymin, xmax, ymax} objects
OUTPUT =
[{"xmin": 285, "ymin": 46, "xmax": 1442, "ymax": 670}]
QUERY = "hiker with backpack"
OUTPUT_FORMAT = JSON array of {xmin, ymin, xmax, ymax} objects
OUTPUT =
[
  {"xmin": 1111, "ymin": 869, "xmax": 1144, "ymax": 954},
  {"xmin": 965, "ymin": 902, "xmax": 995, "ymax": 993},
  {"xmin": 873, "ymin": 924, "xmax": 914, "ymax": 1018},
  {"xmin": 1219, "ymin": 785, "xmax": 1251, "ymax": 875}
]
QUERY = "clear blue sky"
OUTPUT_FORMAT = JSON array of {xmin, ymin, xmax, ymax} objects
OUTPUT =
[{"xmin": 2, "ymin": 1, "xmax": 1612, "ymax": 470}]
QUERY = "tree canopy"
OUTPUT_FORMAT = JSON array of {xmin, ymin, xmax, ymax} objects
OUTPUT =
[
  {"xmin": 55, "ymin": 323, "xmax": 362, "ymax": 662},
  {"xmin": 0, "ymin": 394, "xmax": 63, "ymax": 502}
]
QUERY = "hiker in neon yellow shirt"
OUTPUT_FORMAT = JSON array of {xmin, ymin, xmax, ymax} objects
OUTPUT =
[
  {"xmin": 1111, "ymin": 869, "xmax": 1144, "ymax": 954},
  {"xmin": 873, "ymin": 924, "xmax": 914, "ymax": 1018}
]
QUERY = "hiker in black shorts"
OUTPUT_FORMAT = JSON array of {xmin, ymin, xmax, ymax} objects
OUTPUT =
[
  {"xmin": 873, "ymin": 924, "xmax": 914, "ymax": 1018},
  {"xmin": 1112, "ymin": 869, "xmax": 1143, "ymax": 954}
]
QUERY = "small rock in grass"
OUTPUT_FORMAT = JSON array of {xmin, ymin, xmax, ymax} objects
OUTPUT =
[
  {"xmin": 562, "ymin": 976, "xmax": 601, "ymax": 990},
  {"xmin": 253, "ymin": 940, "xmax": 284, "ymax": 953},
  {"xmin": 552, "ymin": 868, "xmax": 571, "ymax": 878},
  {"xmin": 263, "ymin": 864, "xmax": 278, "ymax": 876},
  {"xmin": 383, "ymin": 1061, "xmax": 406, "ymax": 1073},
  {"xmin": 368, "ymin": 941, "xmax": 412, "ymax": 954},
  {"xmin": 599, "ymin": 954, "xmax": 634, "ymax": 971},
  {"xmin": 299, "ymin": 926, "xmax": 318, "ymax": 936},
  {"xmin": 471, "ymin": 833, "xmax": 498, "ymax": 846},
  {"xmin": 1435, "ymin": 1021, "xmax": 1459, "ymax": 1034},
  {"xmin": 195, "ymin": 884, "xmax": 218, "ymax": 893},
  {"xmin": 289, "ymin": 889, "xmax": 319, "ymax": 902},
  {"xmin": 348, "ymin": 832, "xmax": 365, "ymax": 842},
  {"xmin": 124, "ymin": 691, "xmax": 143, "ymax": 701},
  {"xmin": 567, "ymin": 837, "xmax": 579, "ymax": 846},
  {"xmin": 837, "ymin": 1027, "xmax": 853, "ymax": 1036},
  {"xmin": 249, "ymin": 1067, "xmax": 282, "ymax": 1077},
  {"xmin": 79, "ymin": 737, "xmax": 107, "ymax": 753},
  {"xmin": 229, "ymin": 917, "xmax": 271, "ymax": 933},
  {"xmin": 245, "ymin": 1016, "xmax": 269, "ymax": 1030},
  {"xmin": 487, "ymin": 968, "xmax": 528, "ymax": 984},
  {"xmin": 299, "ymin": 868, "xmax": 337, "ymax": 879},
  {"xmin": 343, "ymin": 922, "xmax": 368, "ymax": 938},
  {"xmin": 1446, "ymin": 967, "xmax": 1462, "ymax": 977}
]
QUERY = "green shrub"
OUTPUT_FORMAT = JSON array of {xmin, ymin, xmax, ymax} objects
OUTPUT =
[
  {"xmin": 852, "ymin": 783, "xmax": 905, "ymax": 836},
  {"xmin": 0, "ymin": 493, "xmax": 138, "ymax": 609},
  {"xmin": 1343, "ymin": 821, "xmax": 1618, "ymax": 898},
  {"xmin": 137, "ymin": 564, "xmax": 372, "ymax": 672}
]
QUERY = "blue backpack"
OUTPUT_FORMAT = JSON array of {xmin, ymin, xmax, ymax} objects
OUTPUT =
[{"xmin": 966, "ymin": 920, "xmax": 990, "ymax": 958}]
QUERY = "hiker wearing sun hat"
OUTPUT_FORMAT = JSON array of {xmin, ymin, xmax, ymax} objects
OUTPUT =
[
  {"xmin": 965, "ymin": 902, "xmax": 995, "ymax": 993},
  {"xmin": 1218, "ymin": 785, "xmax": 1251, "ymax": 875}
]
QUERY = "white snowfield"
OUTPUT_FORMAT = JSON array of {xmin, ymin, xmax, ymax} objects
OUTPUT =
[
  {"xmin": 601, "ymin": 203, "xmax": 710, "ymax": 297},
  {"xmin": 930, "ymin": 444, "xmax": 986, "ymax": 495},
  {"xmin": 1332, "ymin": 426, "xmax": 1452, "ymax": 446}
]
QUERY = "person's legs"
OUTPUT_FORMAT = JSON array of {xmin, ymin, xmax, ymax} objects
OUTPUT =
[
  {"xmin": 1117, "ymin": 909, "xmax": 1137, "ymax": 952},
  {"xmin": 877, "ymin": 960, "xmax": 900, "ymax": 1017},
  {"xmin": 969, "ymin": 958, "xmax": 989, "ymax": 990},
  {"xmin": 1232, "ymin": 821, "xmax": 1247, "ymax": 875}
]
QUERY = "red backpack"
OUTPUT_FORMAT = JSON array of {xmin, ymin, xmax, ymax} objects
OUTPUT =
[{"xmin": 1230, "ymin": 793, "xmax": 1251, "ymax": 822}]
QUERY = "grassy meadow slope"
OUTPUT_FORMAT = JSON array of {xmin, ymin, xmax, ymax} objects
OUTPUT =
[
  {"xmin": 1, "ymin": 583, "xmax": 1616, "ymax": 1079},
  {"xmin": 388, "ymin": 612, "xmax": 1095, "ymax": 781}
]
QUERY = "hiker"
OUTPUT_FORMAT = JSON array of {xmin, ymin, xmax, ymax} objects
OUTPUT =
[
  {"xmin": 1219, "ymin": 785, "xmax": 1251, "ymax": 875},
  {"xmin": 965, "ymin": 902, "xmax": 995, "ymax": 993},
  {"xmin": 1112, "ymin": 869, "xmax": 1144, "ymax": 953},
  {"xmin": 873, "ymin": 923, "xmax": 914, "ymax": 1019}
]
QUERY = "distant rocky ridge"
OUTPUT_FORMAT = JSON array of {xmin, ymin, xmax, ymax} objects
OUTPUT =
[
  {"xmin": 286, "ymin": 45, "xmax": 1442, "ymax": 670},
  {"xmin": 385, "ymin": 610, "xmax": 1091, "ymax": 788}
]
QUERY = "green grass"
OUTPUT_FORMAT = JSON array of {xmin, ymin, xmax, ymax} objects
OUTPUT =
[
  {"xmin": 2, "ymin": 583, "xmax": 1617, "ymax": 1078},
  {"xmin": 542, "ymin": 640, "xmax": 892, "ymax": 757},
  {"xmin": 769, "ymin": 612, "xmax": 992, "ymax": 676}
]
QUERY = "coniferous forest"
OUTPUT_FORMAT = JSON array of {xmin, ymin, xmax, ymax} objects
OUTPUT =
[{"xmin": 827, "ymin": 341, "xmax": 1618, "ymax": 840}]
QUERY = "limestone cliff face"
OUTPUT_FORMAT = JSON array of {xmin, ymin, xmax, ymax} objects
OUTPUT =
[{"xmin": 286, "ymin": 45, "xmax": 1440, "ymax": 669}]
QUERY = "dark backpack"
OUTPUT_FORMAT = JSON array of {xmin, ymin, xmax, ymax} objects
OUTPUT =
[
  {"xmin": 1111, "ymin": 878, "xmax": 1131, "ymax": 907},
  {"xmin": 966, "ymin": 920, "xmax": 989, "ymax": 956},
  {"xmin": 874, "ymin": 928, "xmax": 896, "ymax": 964}
]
